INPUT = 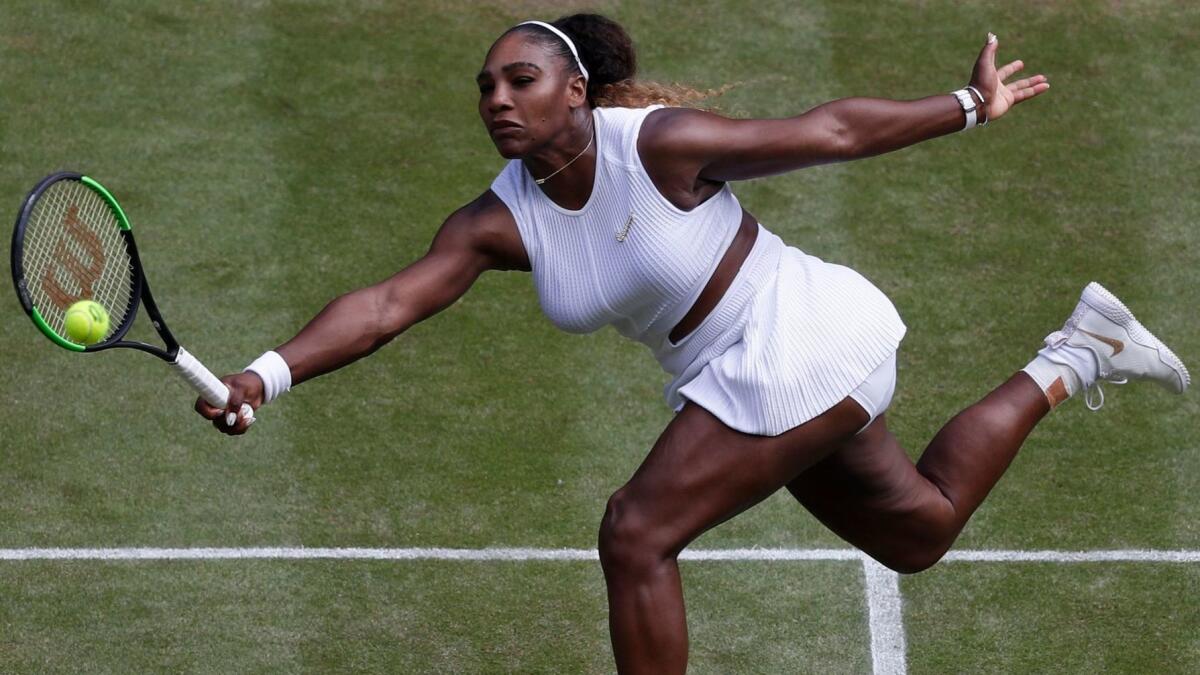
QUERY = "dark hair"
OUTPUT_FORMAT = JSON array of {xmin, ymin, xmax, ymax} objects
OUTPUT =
[{"xmin": 506, "ymin": 14, "xmax": 727, "ymax": 109}]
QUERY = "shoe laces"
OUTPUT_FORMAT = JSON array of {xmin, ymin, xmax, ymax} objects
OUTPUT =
[{"xmin": 1083, "ymin": 376, "xmax": 1128, "ymax": 412}]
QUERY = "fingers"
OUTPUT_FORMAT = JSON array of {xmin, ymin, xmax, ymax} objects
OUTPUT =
[
  {"xmin": 1008, "ymin": 74, "xmax": 1047, "ymax": 91},
  {"xmin": 216, "ymin": 393, "xmax": 256, "ymax": 436},
  {"xmin": 969, "ymin": 32, "xmax": 1050, "ymax": 116},
  {"xmin": 1010, "ymin": 78, "xmax": 1050, "ymax": 103},
  {"xmin": 195, "ymin": 375, "xmax": 259, "ymax": 436},
  {"xmin": 195, "ymin": 396, "xmax": 224, "ymax": 421},
  {"xmin": 212, "ymin": 402, "xmax": 255, "ymax": 435},
  {"xmin": 224, "ymin": 403, "xmax": 255, "ymax": 429},
  {"xmin": 996, "ymin": 59, "xmax": 1024, "ymax": 82}
]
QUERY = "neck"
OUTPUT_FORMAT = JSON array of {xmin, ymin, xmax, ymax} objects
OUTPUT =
[{"xmin": 523, "ymin": 111, "xmax": 595, "ymax": 189}]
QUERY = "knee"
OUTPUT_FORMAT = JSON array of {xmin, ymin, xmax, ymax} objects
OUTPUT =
[
  {"xmin": 871, "ymin": 539, "xmax": 953, "ymax": 575},
  {"xmin": 870, "ymin": 498, "xmax": 962, "ymax": 574},
  {"xmin": 878, "ymin": 551, "xmax": 943, "ymax": 575},
  {"xmin": 598, "ymin": 489, "xmax": 672, "ymax": 576}
]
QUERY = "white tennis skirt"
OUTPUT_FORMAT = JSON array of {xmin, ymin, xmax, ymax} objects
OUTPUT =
[{"xmin": 653, "ymin": 224, "xmax": 906, "ymax": 436}]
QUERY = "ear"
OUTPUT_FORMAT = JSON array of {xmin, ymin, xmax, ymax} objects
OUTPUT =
[{"xmin": 566, "ymin": 73, "xmax": 589, "ymax": 108}]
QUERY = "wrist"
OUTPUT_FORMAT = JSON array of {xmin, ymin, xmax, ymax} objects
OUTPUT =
[
  {"xmin": 951, "ymin": 88, "xmax": 978, "ymax": 130},
  {"xmin": 965, "ymin": 84, "xmax": 988, "ymax": 125},
  {"xmin": 245, "ymin": 350, "xmax": 292, "ymax": 404}
]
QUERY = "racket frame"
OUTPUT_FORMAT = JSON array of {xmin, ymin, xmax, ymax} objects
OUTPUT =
[
  {"xmin": 12, "ymin": 172, "xmax": 240, "ymax": 413},
  {"xmin": 12, "ymin": 171, "xmax": 183, "ymax": 360}
]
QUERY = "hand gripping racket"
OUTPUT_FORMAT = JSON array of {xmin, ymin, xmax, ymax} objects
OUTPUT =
[{"xmin": 10, "ymin": 172, "xmax": 252, "ymax": 422}]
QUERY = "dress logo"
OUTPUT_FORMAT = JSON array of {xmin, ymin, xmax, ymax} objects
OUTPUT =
[{"xmin": 616, "ymin": 213, "xmax": 634, "ymax": 242}]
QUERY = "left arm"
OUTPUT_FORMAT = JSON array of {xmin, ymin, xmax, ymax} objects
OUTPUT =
[{"xmin": 640, "ymin": 33, "xmax": 1048, "ymax": 184}]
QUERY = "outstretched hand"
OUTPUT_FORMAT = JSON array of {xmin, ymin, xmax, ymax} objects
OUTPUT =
[{"xmin": 970, "ymin": 32, "xmax": 1049, "ymax": 122}]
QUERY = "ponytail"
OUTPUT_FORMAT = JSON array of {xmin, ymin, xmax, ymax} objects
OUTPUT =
[{"xmin": 509, "ymin": 14, "xmax": 730, "ymax": 110}]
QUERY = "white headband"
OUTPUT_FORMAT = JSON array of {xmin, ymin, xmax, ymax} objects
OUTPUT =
[{"xmin": 517, "ymin": 20, "xmax": 589, "ymax": 82}]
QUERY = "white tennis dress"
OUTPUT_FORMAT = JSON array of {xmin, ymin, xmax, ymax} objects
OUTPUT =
[{"xmin": 489, "ymin": 105, "xmax": 906, "ymax": 436}]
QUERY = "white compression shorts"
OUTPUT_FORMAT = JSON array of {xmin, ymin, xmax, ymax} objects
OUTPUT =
[{"xmin": 847, "ymin": 352, "xmax": 897, "ymax": 434}]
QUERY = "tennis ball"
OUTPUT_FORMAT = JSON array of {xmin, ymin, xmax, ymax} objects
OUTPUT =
[{"xmin": 64, "ymin": 300, "xmax": 110, "ymax": 345}]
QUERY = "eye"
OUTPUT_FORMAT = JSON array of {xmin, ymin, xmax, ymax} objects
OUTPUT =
[
  {"xmin": 478, "ymin": 83, "xmax": 494, "ymax": 94},
  {"xmin": 514, "ymin": 77, "xmax": 533, "ymax": 85}
]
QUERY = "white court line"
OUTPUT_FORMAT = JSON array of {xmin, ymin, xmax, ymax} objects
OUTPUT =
[
  {"xmin": 0, "ymin": 547, "xmax": 1197, "ymax": 561},
  {"xmin": 0, "ymin": 547, "xmax": 601, "ymax": 561},
  {"xmin": 941, "ymin": 549, "xmax": 1200, "ymax": 563},
  {"xmin": 862, "ymin": 558, "xmax": 906, "ymax": 675},
  {"xmin": 0, "ymin": 547, "xmax": 859, "ymax": 561},
  {"xmin": 3, "ymin": 547, "xmax": 1196, "ymax": 675}
]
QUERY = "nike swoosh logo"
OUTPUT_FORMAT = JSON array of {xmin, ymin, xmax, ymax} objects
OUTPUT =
[
  {"xmin": 616, "ymin": 214, "xmax": 633, "ymax": 242},
  {"xmin": 1079, "ymin": 329, "xmax": 1124, "ymax": 356}
]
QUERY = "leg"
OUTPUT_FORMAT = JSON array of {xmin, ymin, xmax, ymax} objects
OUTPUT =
[
  {"xmin": 791, "ymin": 280, "xmax": 1191, "ymax": 573},
  {"xmin": 789, "ymin": 372, "xmax": 1049, "ymax": 573},
  {"xmin": 600, "ymin": 396, "xmax": 868, "ymax": 674}
]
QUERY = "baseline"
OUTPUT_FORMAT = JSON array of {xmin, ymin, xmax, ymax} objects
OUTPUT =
[{"xmin": 0, "ymin": 547, "xmax": 1196, "ymax": 561}]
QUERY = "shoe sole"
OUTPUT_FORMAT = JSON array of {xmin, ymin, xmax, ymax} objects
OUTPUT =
[{"xmin": 1082, "ymin": 282, "xmax": 1190, "ymax": 393}]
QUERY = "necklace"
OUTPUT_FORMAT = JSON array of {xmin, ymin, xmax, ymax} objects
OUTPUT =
[{"xmin": 533, "ymin": 130, "xmax": 594, "ymax": 185}]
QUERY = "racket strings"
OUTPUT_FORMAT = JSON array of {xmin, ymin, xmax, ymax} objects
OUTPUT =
[{"xmin": 23, "ymin": 180, "xmax": 135, "ymax": 340}]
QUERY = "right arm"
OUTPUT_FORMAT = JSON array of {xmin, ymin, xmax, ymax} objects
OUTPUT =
[
  {"xmin": 277, "ymin": 191, "xmax": 527, "ymax": 385},
  {"xmin": 196, "ymin": 190, "xmax": 527, "ymax": 433}
]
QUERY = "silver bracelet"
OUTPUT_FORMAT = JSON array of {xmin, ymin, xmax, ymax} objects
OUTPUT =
[{"xmin": 965, "ymin": 85, "xmax": 988, "ymax": 126}]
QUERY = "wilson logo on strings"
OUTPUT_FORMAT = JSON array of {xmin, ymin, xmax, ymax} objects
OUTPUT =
[{"xmin": 41, "ymin": 204, "xmax": 106, "ymax": 310}]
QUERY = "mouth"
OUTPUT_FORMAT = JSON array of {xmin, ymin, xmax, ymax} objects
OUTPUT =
[{"xmin": 490, "ymin": 121, "xmax": 522, "ymax": 135}]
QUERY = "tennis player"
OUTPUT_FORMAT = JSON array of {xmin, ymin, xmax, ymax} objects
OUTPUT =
[{"xmin": 196, "ymin": 14, "xmax": 1189, "ymax": 672}]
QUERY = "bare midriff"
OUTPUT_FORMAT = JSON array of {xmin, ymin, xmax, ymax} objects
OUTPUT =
[{"xmin": 668, "ymin": 209, "xmax": 759, "ymax": 344}]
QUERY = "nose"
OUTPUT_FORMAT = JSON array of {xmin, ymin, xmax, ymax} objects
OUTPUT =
[{"xmin": 485, "ymin": 84, "xmax": 513, "ymax": 115}]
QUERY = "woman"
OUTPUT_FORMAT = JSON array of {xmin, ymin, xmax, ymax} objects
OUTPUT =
[{"xmin": 196, "ymin": 14, "xmax": 1189, "ymax": 673}]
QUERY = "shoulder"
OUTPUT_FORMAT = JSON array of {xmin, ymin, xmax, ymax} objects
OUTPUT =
[
  {"xmin": 638, "ymin": 107, "xmax": 731, "ymax": 156},
  {"xmin": 635, "ymin": 107, "xmax": 731, "ymax": 208},
  {"xmin": 433, "ymin": 190, "xmax": 529, "ymax": 272}
]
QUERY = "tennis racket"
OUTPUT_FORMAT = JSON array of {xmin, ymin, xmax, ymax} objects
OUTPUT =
[{"xmin": 10, "ymin": 171, "xmax": 252, "ymax": 422}]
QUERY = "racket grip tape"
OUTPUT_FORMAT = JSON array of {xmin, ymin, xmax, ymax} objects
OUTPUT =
[{"xmin": 173, "ymin": 345, "xmax": 230, "ymax": 409}]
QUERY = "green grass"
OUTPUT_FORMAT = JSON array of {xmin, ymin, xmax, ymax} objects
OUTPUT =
[
  {"xmin": 0, "ymin": 561, "xmax": 872, "ymax": 672},
  {"xmin": 905, "ymin": 562, "xmax": 1200, "ymax": 672},
  {"xmin": 1, "ymin": 0, "xmax": 1198, "ymax": 671}
]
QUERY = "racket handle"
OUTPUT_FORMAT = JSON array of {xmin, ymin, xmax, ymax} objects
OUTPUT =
[{"xmin": 173, "ymin": 345, "xmax": 230, "ymax": 409}]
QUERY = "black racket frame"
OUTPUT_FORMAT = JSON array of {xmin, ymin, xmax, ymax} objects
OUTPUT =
[{"xmin": 11, "ymin": 171, "xmax": 183, "ymax": 361}]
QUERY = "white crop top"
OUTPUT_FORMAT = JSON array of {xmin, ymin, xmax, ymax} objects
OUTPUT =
[{"xmin": 488, "ymin": 105, "xmax": 742, "ymax": 348}]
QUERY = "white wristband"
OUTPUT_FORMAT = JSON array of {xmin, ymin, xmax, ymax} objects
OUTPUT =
[
  {"xmin": 245, "ymin": 350, "xmax": 292, "ymax": 405},
  {"xmin": 951, "ymin": 88, "xmax": 977, "ymax": 130},
  {"xmin": 965, "ymin": 85, "xmax": 988, "ymax": 126}
]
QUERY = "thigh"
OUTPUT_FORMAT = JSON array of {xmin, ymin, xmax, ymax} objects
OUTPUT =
[
  {"xmin": 612, "ymin": 397, "xmax": 868, "ymax": 553},
  {"xmin": 787, "ymin": 413, "xmax": 955, "ymax": 556}
]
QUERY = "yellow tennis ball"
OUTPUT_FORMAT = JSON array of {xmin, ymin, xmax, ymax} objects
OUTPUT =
[{"xmin": 64, "ymin": 300, "xmax": 110, "ymax": 345}]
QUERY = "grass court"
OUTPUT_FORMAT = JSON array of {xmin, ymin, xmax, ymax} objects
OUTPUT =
[{"xmin": 1, "ymin": 1, "xmax": 1198, "ymax": 672}]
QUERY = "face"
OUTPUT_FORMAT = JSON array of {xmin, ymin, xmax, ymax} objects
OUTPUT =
[{"xmin": 477, "ymin": 32, "xmax": 587, "ymax": 159}]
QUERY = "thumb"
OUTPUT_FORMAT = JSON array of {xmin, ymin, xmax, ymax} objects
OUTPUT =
[
  {"xmin": 972, "ymin": 32, "xmax": 999, "ymax": 88},
  {"xmin": 982, "ymin": 32, "xmax": 998, "ymax": 66},
  {"xmin": 224, "ymin": 391, "xmax": 245, "ymax": 428}
]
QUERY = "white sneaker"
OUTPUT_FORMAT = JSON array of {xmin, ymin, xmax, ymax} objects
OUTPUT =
[{"xmin": 1045, "ymin": 282, "xmax": 1190, "ymax": 410}]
